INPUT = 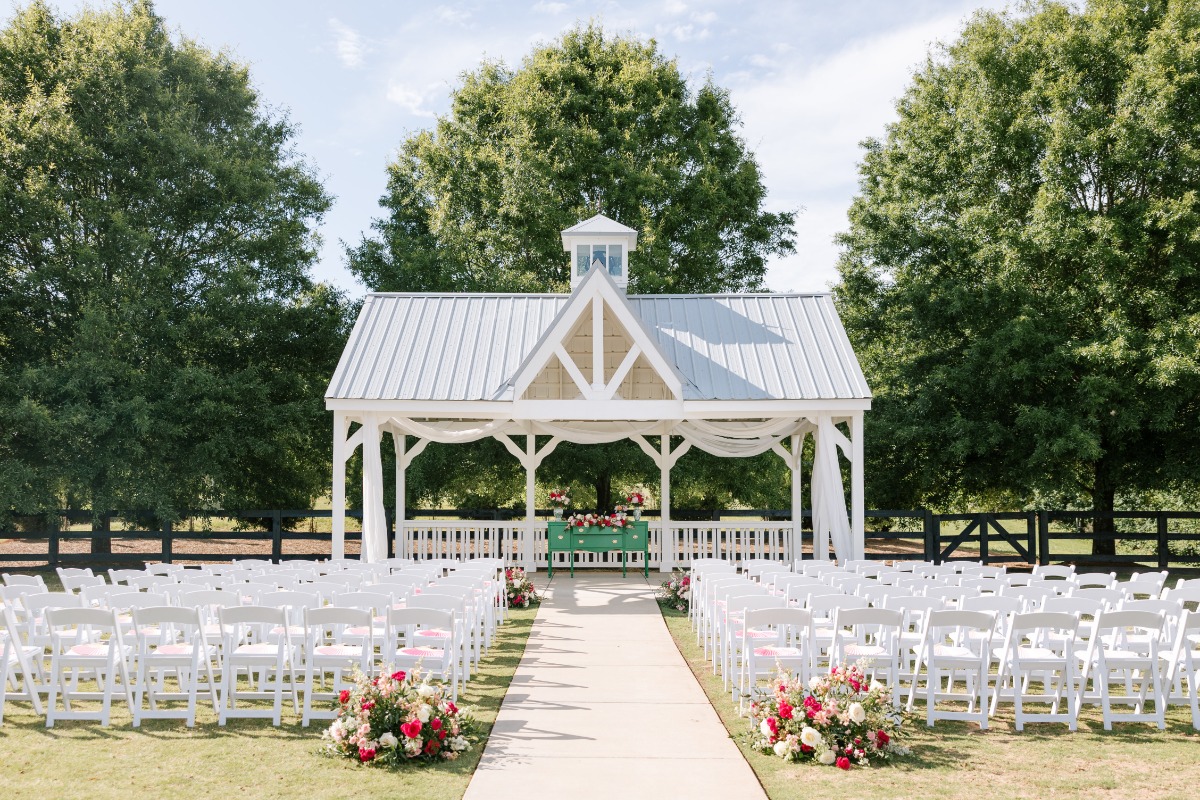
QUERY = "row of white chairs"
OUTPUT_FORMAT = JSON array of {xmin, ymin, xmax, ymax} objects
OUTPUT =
[
  {"xmin": 687, "ymin": 557, "xmax": 1200, "ymax": 731},
  {"xmin": 0, "ymin": 557, "xmax": 513, "ymax": 728}
]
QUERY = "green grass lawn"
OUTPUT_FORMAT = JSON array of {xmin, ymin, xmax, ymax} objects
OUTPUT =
[
  {"xmin": 0, "ymin": 606, "xmax": 536, "ymax": 800},
  {"xmin": 659, "ymin": 605, "xmax": 1200, "ymax": 800}
]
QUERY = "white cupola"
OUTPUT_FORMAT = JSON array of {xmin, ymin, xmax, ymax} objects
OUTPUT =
[{"xmin": 561, "ymin": 213, "xmax": 639, "ymax": 292}]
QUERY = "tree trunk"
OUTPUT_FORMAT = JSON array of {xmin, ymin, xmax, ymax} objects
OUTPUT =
[
  {"xmin": 594, "ymin": 471, "xmax": 612, "ymax": 513},
  {"xmin": 1092, "ymin": 483, "xmax": 1117, "ymax": 558},
  {"xmin": 91, "ymin": 511, "xmax": 111, "ymax": 556}
]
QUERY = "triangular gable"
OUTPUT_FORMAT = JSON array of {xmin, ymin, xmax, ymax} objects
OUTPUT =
[{"xmin": 505, "ymin": 266, "xmax": 684, "ymax": 402}]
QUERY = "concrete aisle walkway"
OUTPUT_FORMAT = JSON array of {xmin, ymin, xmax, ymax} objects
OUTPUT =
[{"xmin": 464, "ymin": 573, "xmax": 767, "ymax": 800}]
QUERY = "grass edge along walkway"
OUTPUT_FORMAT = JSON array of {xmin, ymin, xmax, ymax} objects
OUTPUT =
[
  {"xmin": 658, "ymin": 604, "xmax": 1200, "ymax": 800},
  {"xmin": 0, "ymin": 606, "xmax": 537, "ymax": 800}
]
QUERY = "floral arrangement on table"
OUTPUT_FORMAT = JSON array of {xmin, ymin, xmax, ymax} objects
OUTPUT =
[
  {"xmin": 564, "ymin": 511, "xmax": 632, "ymax": 529},
  {"xmin": 323, "ymin": 666, "xmax": 476, "ymax": 765},
  {"xmin": 748, "ymin": 663, "xmax": 908, "ymax": 770},
  {"xmin": 505, "ymin": 566, "xmax": 540, "ymax": 608},
  {"xmin": 625, "ymin": 489, "xmax": 646, "ymax": 520},
  {"xmin": 548, "ymin": 487, "xmax": 572, "ymax": 518},
  {"xmin": 657, "ymin": 568, "xmax": 691, "ymax": 612}
]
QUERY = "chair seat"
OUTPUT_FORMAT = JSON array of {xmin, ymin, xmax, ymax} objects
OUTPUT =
[
  {"xmin": 269, "ymin": 625, "xmax": 305, "ymax": 637},
  {"xmin": 930, "ymin": 644, "xmax": 978, "ymax": 661},
  {"xmin": 733, "ymin": 628, "xmax": 778, "ymax": 640},
  {"xmin": 754, "ymin": 645, "xmax": 804, "ymax": 658},
  {"xmin": 66, "ymin": 642, "xmax": 117, "ymax": 658},
  {"xmin": 843, "ymin": 644, "xmax": 887, "ymax": 658},
  {"xmin": 151, "ymin": 643, "xmax": 195, "ymax": 657},
  {"xmin": 233, "ymin": 643, "xmax": 282, "ymax": 656},
  {"xmin": 314, "ymin": 644, "xmax": 362, "ymax": 658},
  {"xmin": 397, "ymin": 646, "xmax": 445, "ymax": 659},
  {"xmin": 415, "ymin": 628, "xmax": 453, "ymax": 639}
]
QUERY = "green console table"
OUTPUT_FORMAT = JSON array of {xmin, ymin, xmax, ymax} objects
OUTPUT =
[{"xmin": 547, "ymin": 520, "xmax": 649, "ymax": 578}]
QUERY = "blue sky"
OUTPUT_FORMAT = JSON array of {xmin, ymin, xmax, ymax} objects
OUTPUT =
[{"xmin": 44, "ymin": 0, "xmax": 1008, "ymax": 295}]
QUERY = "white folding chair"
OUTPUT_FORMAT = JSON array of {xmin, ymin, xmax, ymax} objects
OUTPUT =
[
  {"xmin": 217, "ymin": 605, "xmax": 299, "ymax": 726},
  {"xmin": 1165, "ymin": 609, "xmax": 1200, "ymax": 730},
  {"xmin": 301, "ymin": 606, "xmax": 372, "ymax": 727},
  {"xmin": 45, "ymin": 607, "xmax": 133, "ymax": 727},
  {"xmin": 831, "ymin": 607, "xmax": 903, "ymax": 705},
  {"xmin": 130, "ymin": 606, "xmax": 218, "ymax": 727},
  {"xmin": 2, "ymin": 574, "xmax": 47, "ymax": 591},
  {"xmin": 1, "ymin": 603, "xmax": 45, "ymax": 724},
  {"xmin": 386, "ymin": 607, "xmax": 459, "ymax": 700},
  {"xmin": 1073, "ymin": 571, "xmax": 1117, "ymax": 591},
  {"xmin": 909, "ymin": 609, "xmax": 994, "ymax": 728},
  {"xmin": 738, "ymin": 607, "xmax": 813, "ymax": 714},
  {"xmin": 1076, "ymin": 609, "xmax": 1165, "ymax": 730},
  {"xmin": 991, "ymin": 611, "xmax": 1079, "ymax": 731}
]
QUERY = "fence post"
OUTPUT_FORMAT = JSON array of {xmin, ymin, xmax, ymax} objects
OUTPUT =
[
  {"xmin": 1157, "ymin": 512, "xmax": 1170, "ymax": 571},
  {"xmin": 48, "ymin": 513, "xmax": 61, "ymax": 569},
  {"xmin": 271, "ymin": 511, "xmax": 282, "ymax": 564},
  {"xmin": 923, "ymin": 509, "xmax": 936, "ymax": 563},
  {"xmin": 979, "ymin": 514, "xmax": 989, "ymax": 565},
  {"xmin": 162, "ymin": 519, "xmax": 173, "ymax": 564},
  {"xmin": 1038, "ymin": 511, "xmax": 1050, "ymax": 566}
]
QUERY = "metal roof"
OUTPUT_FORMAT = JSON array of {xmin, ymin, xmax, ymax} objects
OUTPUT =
[
  {"xmin": 327, "ymin": 291, "xmax": 871, "ymax": 402},
  {"xmin": 628, "ymin": 294, "xmax": 872, "ymax": 400},
  {"xmin": 326, "ymin": 294, "xmax": 568, "ymax": 401}
]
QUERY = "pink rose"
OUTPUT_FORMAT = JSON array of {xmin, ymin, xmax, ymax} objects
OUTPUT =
[
  {"xmin": 836, "ymin": 756, "xmax": 851, "ymax": 770},
  {"xmin": 359, "ymin": 747, "xmax": 376, "ymax": 762}
]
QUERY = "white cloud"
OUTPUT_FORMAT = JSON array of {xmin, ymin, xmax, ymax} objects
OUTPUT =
[
  {"xmin": 386, "ymin": 82, "xmax": 435, "ymax": 117},
  {"xmin": 532, "ymin": 0, "xmax": 568, "ymax": 12},
  {"xmin": 664, "ymin": 0, "xmax": 688, "ymax": 14},
  {"xmin": 435, "ymin": 5, "xmax": 471, "ymax": 25},
  {"xmin": 328, "ymin": 18, "xmax": 367, "ymax": 69}
]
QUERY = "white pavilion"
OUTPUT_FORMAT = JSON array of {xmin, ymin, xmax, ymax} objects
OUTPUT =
[{"xmin": 325, "ymin": 215, "xmax": 872, "ymax": 570}]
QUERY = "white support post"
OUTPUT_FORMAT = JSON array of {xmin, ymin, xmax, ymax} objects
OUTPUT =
[
  {"xmin": 394, "ymin": 433, "xmax": 406, "ymax": 561},
  {"xmin": 361, "ymin": 414, "xmax": 387, "ymax": 563},
  {"xmin": 592, "ymin": 295, "xmax": 604, "ymax": 391},
  {"xmin": 525, "ymin": 434, "xmax": 537, "ymax": 573},
  {"xmin": 812, "ymin": 427, "xmax": 829, "ymax": 561},
  {"xmin": 851, "ymin": 411, "xmax": 865, "ymax": 561},
  {"xmin": 791, "ymin": 433, "xmax": 803, "ymax": 565},
  {"xmin": 332, "ymin": 412, "xmax": 347, "ymax": 561},
  {"xmin": 660, "ymin": 434, "xmax": 673, "ymax": 574}
]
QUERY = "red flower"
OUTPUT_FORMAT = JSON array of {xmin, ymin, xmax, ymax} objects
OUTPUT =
[
  {"xmin": 446, "ymin": 701, "xmax": 458, "ymax": 715},
  {"xmin": 430, "ymin": 718, "xmax": 443, "ymax": 731},
  {"xmin": 423, "ymin": 738, "xmax": 441, "ymax": 755},
  {"xmin": 876, "ymin": 730, "xmax": 890, "ymax": 747},
  {"xmin": 800, "ymin": 744, "xmax": 813, "ymax": 754},
  {"xmin": 359, "ymin": 747, "xmax": 376, "ymax": 762},
  {"xmin": 836, "ymin": 757, "xmax": 851, "ymax": 770},
  {"xmin": 361, "ymin": 700, "xmax": 375, "ymax": 711},
  {"xmin": 338, "ymin": 690, "xmax": 350, "ymax": 704},
  {"xmin": 778, "ymin": 702, "xmax": 793, "ymax": 720},
  {"xmin": 401, "ymin": 720, "xmax": 423, "ymax": 739},
  {"xmin": 766, "ymin": 717, "xmax": 778, "ymax": 735},
  {"xmin": 438, "ymin": 730, "xmax": 447, "ymax": 740},
  {"xmin": 391, "ymin": 670, "xmax": 406, "ymax": 682}
]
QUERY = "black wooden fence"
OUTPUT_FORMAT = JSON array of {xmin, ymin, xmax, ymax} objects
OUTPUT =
[{"xmin": 2, "ymin": 508, "xmax": 1200, "ymax": 569}]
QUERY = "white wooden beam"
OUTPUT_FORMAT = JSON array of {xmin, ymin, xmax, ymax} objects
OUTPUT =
[
  {"xmin": 592, "ymin": 295, "xmax": 604, "ymax": 390},
  {"xmin": 602, "ymin": 343, "xmax": 641, "ymax": 398},
  {"xmin": 332, "ymin": 412, "xmax": 348, "ymax": 560},
  {"xmin": 554, "ymin": 344, "xmax": 594, "ymax": 400},
  {"xmin": 851, "ymin": 411, "xmax": 865, "ymax": 561}
]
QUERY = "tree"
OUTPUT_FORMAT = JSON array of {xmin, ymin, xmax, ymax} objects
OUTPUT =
[
  {"xmin": 0, "ymin": 1, "xmax": 347, "ymax": 541},
  {"xmin": 348, "ymin": 22, "xmax": 794, "ymax": 295},
  {"xmin": 835, "ymin": 0, "xmax": 1200, "ymax": 554},
  {"xmin": 348, "ymin": 22, "xmax": 795, "ymax": 509}
]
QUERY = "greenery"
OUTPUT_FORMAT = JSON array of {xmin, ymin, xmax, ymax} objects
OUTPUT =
[
  {"xmin": 0, "ymin": 603, "xmax": 536, "ymax": 800},
  {"xmin": 0, "ymin": 1, "xmax": 348, "ymax": 528},
  {"xmin": 659, "ymin": 603, "xmax": 1200, "ymax": 799},
  {"xmin": 835, "ymin": 0, "xmax": 1200, "ymax": 551},
  {"xmin": 347, "ymin": 22, "xmax": 795, "ymax": 296}
]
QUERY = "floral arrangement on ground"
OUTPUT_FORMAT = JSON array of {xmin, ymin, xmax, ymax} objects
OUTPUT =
[
  {"xmin": 506, "ymin": 566, "xmax": 540, "ymax": 608},
  {"xmin": 657, "ymin": 568, "xmax": 690, "ymax": 612},
  {"xmin": 749, "ymin": 662, "xmax": 909, "ymax": 769},
  {"xmin": 323, "ymin": 666, "xmax": 476, "ymax": 765}
]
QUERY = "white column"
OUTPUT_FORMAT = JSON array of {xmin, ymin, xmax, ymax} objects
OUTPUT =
[
  {"xmin": 660, "ymin": 434, "xmax": 674, "ymax": 573},
  {"xmin": 851, "ymin": 411, "xmax": 865, "ymax": 561},
  {"xmin": 811, "ymin": 427, "xmax": 830, "ymax": 561},
  {"xmin": 525, "ymin": 434, "xmax": 537, "ymax": 573},
  {"xmin": 393, "ymin": 432, "xmax": 407, "ymax": 560},
  {"xmin": 332, "ymin": 412, "xmax": 347, "ymax": 560},
  {"xmin": 361, "ymin": 413, "xmax": 387, "ymax": 563},
  {"xmin": 791, "ymin": 433, "xmax": 803, "ymax": 564}
]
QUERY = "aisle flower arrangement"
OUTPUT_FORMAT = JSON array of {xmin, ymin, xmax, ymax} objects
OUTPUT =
[
  {"xmin": 748, "ymin": 663, "xmax": 908, "ymax": 769},
  {"xmin": 657, "ymin": 568, "xmax": 691, "ymax": 612},
  {"xmin": 505, "ymin": 566, "xmax": 540, "ymax": 608},
  {"xmin": 323, "ymin": 667, "xmax": 476, "ymax": 766}
]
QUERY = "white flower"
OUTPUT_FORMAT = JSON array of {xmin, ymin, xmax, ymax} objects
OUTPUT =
[
  {"xmin": 800, "ymin": 727, "xmax": 821, "ymax": 748},
  {"xmin": 808, "ymin": 676, "xmax": 823, "ymax": 690},
  {"xmin": 404, "ymin": 738, "xmax": 421, "ymax": 755},
  {"xmin": 849, "ymin": 702, "xmax": 866, "ymax": 724},
  {"xmin": 773, "ymin": 740, "xmax": 789, "ymax": 757},
  {"xmin": 759, "ymin": 719, "xmax": 773, "ymax": 738},
  {"xmin": 869, "ymin": 679, "xmax": 884, "ymax": 693},
  {"xmin": 450, "ymin": 735, "xmax": 470, "ymax": 751},
  {"xmin": 417, "ymin": 704, "xmax": 432, "ymax": 723},
  {"xmin": 818, "ymin": 749, "xmax": 836, "ymax": 765},
  {"xmin": 417, "ymin": 683, "xmax": 435, "ymax": 698},
  {"xmin": 379, "ymin": 732, "xmax": 398, "ymax": 748}
]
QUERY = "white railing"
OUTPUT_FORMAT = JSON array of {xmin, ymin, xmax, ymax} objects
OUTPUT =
[{"xmin": 400, "ymin": 519, "xmax": 795, "ymax": 571}]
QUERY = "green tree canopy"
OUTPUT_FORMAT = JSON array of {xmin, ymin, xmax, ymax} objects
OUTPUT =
[
  {"xmin": 0, "ymin": 1, "xmax": 347, "ymax": 526},
  {"xmin": 835, "ymin": 0, "xmax": 1200, "ymax": 549},
  {"xmin": 348, "ymin": 22, "xmax": 797, "ymax": 512},
  {"xmin": 348, "ymin": 22, "xmax": 795, "ymax": 295}
]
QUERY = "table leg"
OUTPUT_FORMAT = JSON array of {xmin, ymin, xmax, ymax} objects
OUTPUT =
[
  {"xmin": 569, "ymin": 548, "xmax": 575, "ymax": 578},
  {"xmin": 622, "ymin": 547, "xmax": 627, "ymax": 578}
]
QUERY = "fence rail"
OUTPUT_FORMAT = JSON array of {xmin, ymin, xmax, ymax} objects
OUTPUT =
[{"xmin": 3, "ymin": 508, "xmax": 1200, "ymax": 570}]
